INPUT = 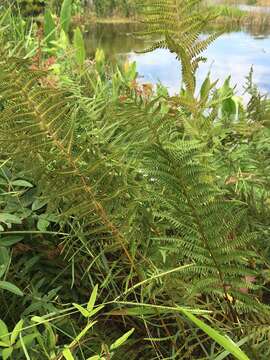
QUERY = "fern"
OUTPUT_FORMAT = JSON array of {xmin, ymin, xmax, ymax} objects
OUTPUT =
[
  {"xmin": 0, "ymin": 54, "xmax": 140, "ymax": 276},
  {"xmin": 144, "ymin": 140, "xmax": 262, "ymax": 315}
]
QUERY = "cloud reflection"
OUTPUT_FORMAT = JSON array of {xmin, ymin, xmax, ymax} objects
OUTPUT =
[{"xmin": 129, "ymin": 31, "xmax": 270, "ymax": 96}]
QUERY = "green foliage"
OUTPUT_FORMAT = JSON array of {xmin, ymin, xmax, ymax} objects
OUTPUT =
[
  {"xmin": 10, "ymin": 0, "xmax": 46, "ymax": 17},
  {"xmin": 60, "ymin": 0, "xmax": 72, "ymax": 33},
  {"xmin": 73, "ymin": 26, "xmax": 86, "ymax": 66},
  {"xmin": 44, "ymin": 7, "xmax": 56, "ymax": 47},
  {"xmin": 1, "ymin": 0, "xmax": 270, "ymax": 358},
  {"xmin": 93, "ymin": 0, "xmax": 135, "ymax": 17}
]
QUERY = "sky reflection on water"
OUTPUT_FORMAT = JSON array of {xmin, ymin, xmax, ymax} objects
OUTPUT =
[
  {"xmin": 84, "ymin": 22, "xmax": 270, "ymax": 96},
  {"xmin": 129, "ymin": 31, "xmax": 270, "ymax": 96}
]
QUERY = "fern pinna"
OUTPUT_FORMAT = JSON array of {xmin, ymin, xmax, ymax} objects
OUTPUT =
[{"xmin": 144, "ymin": 141, "xmax": 261, "ymax": 315}]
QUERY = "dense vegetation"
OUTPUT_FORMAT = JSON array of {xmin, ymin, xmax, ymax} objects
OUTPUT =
[{"xmin": 1, "ymin": 0, "xmax": 270, "ymax": 359}]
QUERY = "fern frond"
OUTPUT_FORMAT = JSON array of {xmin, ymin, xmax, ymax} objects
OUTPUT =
[{"xmin": 144, "ymin": 141, "xmax": 261, "ymax": 313}]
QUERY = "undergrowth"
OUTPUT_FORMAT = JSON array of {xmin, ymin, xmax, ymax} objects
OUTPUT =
[{"xmin": 0, "ymin": 0, "xmax": 270, "ymax": 359}]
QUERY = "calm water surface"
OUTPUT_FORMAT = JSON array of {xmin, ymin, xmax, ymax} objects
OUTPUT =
[{"xmin": 84, "ymin": 22, "xmax": 270, "ymax": 95}]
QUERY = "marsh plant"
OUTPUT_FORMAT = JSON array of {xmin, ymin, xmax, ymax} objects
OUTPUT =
[{"xmin": 0, "ymin": 0, "xmax": 270, "ymax": 359}]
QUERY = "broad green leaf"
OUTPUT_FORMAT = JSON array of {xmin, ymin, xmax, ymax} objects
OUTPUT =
[
  {"xmin": 0, "ymin": 236, "xmax": 23, "ymax": 247},
  {"xmin": 10, "ymin": 319, "xmax": 24, "ymax": 345},
  {"xmin": 87, "ymin": 284, "xmax": 98, "ymax": 312},
  {"xmin": 181, "ymin": 309, "xmax": 250, "ymax": 360},
  {"xmin": 44, "ymin": 8, "xmax": 56, "ymax": 47},
  {"xmin": 73, "ymin": 303, "xmax": 90, "ymax": 318},
  {"xmin": 60, "ymin": 0, "xmax": 72, "ymax": 34},
  {"xmin": 110, "ymin": 328, "xmax": 134, "ymax": 350},
  {"xmin": 14, "ymin": 334, "xmax": 38, "ymax": 349},
  {"xmin": 0, "ymin": 281, "xmax": 24, "ymax": 296},
  {"xmin": 37, "ymin": 218, "xmax": 50, "ymax": 232},
  {"xmin": 0, "ymin": 319, "xmax": 9, "ymax": 345},
  {"xmin": 73, "ymin": 27, "xmax": 86, "ymax": 67},
  {"xmin": 87, "ymin": 356, "xmax": 101, "ymax": 360},
  {"xmin": 2, "ymin": 347, "xmax": 13, "ymax": 360},
  {"xmin": 63, "ymin": 348, "xmax": 75, "ymax": 360},
  {"xmin": 0, "ymin": 213, "xmax": 22, "ymax": 225},
  {"xmin": 32, "ymin": 198, "xmax": 48, "ymax": 211},
  {"xmin": 11, "ymin": 180, "xmax": 33, "ymax": 188}
]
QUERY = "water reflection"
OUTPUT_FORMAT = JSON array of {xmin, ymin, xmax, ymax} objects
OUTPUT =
[
  {"xmin": 237, "ymin": 4, "xmax": 270, "ymax": 13},
  {"xmin": 84, "ymin": 23, "xmax": 270, "ymax": 95}
]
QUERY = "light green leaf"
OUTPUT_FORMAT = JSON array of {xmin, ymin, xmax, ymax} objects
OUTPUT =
[
  {"xmin": 0, "ymin": 247, "xmax": 9, "ymax": 277},
  {"xmin": 73, "ymin": 303, "xmax": 90, "ymax": 318},
  {"xmin": 10, "ymin": 319, "xmax": 24, "ymax": 345},
  {"xmin": 110, "ymin": 328, "xmax": 134, "ymax": 350},
  {"xmin": 31, "ymin": 316, "xmax": 46, "ymax": 324},
  {"xmin": 72, "ymin": 321, "xmax": 97, "ymax": 345},
  {"xmin": 181, "ymin": 309, "xmax": 250, "ymax": 360},
  {"xmin": 44, "ymin": 8, "xmax": 56, "ymax": 47},
  {"xmin": 0, "ymin": 236, "xmax": 23, "ymax": 247},
  {"xmin": 63, "ymin": 348, "xmax": 75, "ymax": 360},
  {"xmin": 0, "ymin": 341, "xmax": 10, "ymax": 347},
  {"xmin": 200, "ymin": 75, "xmax": 210, "ymax": 100},
  {"xmin": 73, "ymin": 27, "xmax": 86, "ymax": 67},
  {"xmin": 14, "ymin": 334, "xmax": 38, "ymax": 349},
  {"xmin": 37, "ymin": 218, "xmax": 50, "ymax": 232},
  {"xmin": 88, "ymin": 305, "xmax": 104, "ymax": 318},
  {"xmin": 2, "ymin": 347, "xmax": 13, "ymax": 360},
  {"xmin": 18, "ymin": 332, "xmax": 31, "ymax": 360},
  {"xmin": 87, "ymin": 284, "xmax": 98, "ymax": 313},
  {"xmin": 0, "ymin": 213, "xmax": 22, "ymax": 225},
  {"xmin": 0, "ymin": 320, "xmax": 9, "ymax": 345},
  {"xmin": 32, "ymin": 198, "xmax": 48, "ymax": 211},
  {"xmin": 87, "ymin": 356, "xmax": 101, "ymax": 360},
  {"xmin": 11, "ymin": 180, "xmax": 33, "ymax": 188},
  {"xmin": 0, "ymin": 281, "xmax": 24, "ymax": 296},
  {"xmin": 60, "ymin": 0, "xmax": 72, "ymax": 34}
]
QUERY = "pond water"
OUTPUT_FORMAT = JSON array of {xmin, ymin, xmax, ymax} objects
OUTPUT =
[
  {"xmin": 84, "ymin": 22, "xmax": 270, "ymax": 95},
  {"xmin": 237, "ymin": 4, "xmax": 270, "ymax": 13}
]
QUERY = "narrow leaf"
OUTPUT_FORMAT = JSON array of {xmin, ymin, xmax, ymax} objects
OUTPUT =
[
  {"xmin": 10, "ymin": 319, "xmax": 24, "ymax": 345},
  {"xmin": 110, "ymin": 328, "xmax": 135, "ymax": 350},
  {"xmin": 11, "ymin": 180, "xmax": 33, "ymax": 188},
  {"xmin": 87, "ymin": 284, "xmax": 98, "ymax": 312},
  {"xmin": 0, "ymin": 281, "xmax": 24, "ymax": 296},
  {"xmin": 73, "ymin": 303, "xmax": 90, "ymax": 318},
  {"xmin": 181, "ymin": 309, "xmax": 250, "ymax": 360},
  {"xmin": 63, "ymin": 348, "xmax": 75, "ymax": 360},
  {"xmin": 72, "ymin": 321, "xmax": 97, "ymax": 345}
]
